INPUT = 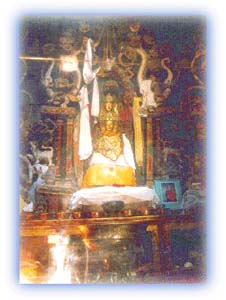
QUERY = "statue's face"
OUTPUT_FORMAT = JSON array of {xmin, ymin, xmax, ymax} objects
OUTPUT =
[
  {"xmin": 105, "ymin": 120, "xmax": 114, "ymax": 132},
  {"xmin": 104, "ymin": 94, "xmax": 114, "ymax": 112}
]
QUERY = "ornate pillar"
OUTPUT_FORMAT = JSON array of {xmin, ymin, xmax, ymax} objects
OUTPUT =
[
  {"xmin": 146, "ymin": 118, "xmax": 153, "ymax": 185},
  {"xmin": 40, "ymin": 105, "xmax": 77, "ymax": 187},
  {"xmin": 65, "ymin": 117, "xmax": 74, "ymax": 186},
  {"xmin": 133, "ymin": 97, "xmax": 144, "ymax": 167},
  {"xmin": 146, "ymin": 107, "xmax": 176, "ymax": 185},
  {"xmin": 55, "ymin": 119, "xmax": 64, "ymax": 180},
  {"xmin": 155, "ymin": 117, "xmax": 162, "ymax": 177}
]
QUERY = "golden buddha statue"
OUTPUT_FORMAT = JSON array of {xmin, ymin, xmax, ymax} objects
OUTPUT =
[{"xmin": 82, "ymin": 93, "xmax": 136, "ymax": 187}]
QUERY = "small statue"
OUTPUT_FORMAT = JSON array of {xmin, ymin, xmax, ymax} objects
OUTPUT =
[{"xmin": 30, "ymin": 141, "xmax": 54, "ymax": 166}]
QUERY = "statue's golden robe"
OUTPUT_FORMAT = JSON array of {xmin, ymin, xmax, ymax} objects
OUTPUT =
[{"xmin": 82, "ymin": 163, "xmax": 136, "ymax": 187}]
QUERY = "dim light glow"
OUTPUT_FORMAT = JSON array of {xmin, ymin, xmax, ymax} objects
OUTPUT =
[
  {"xmin": 60, "ymin": 55, "xmax": 79, "ymax": 72},
  {"xmin": 48, "ymin": 234, "xmax": 71, "ymax": 284}
]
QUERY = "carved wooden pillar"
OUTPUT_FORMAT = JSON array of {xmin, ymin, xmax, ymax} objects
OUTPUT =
[
  {"xmin": 155, "ymin": 117, "xmax": 162, "ymax": 177},
  {"xmin": 146, "ymin": 118, "xmax": 153, "ymax": 185},
  {"xmin": 55, "ymin": 119, "xmax": 64, "ymax": 180},
  {"xmin": 65, "ymin": 117, "xmax": 74, "ymax": 186},
  {"xmin": 40, "ymin": 105, "xmax": 77, "ymax": 187},
  {"xmin": 145, "ymin": 107, "xmax": 176, "ymax": 184}
]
